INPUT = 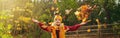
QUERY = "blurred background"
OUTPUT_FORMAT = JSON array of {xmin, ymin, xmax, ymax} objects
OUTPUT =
[{"xmin": 0, "ymin": 0, "xmax": 120, "ymax": 38}]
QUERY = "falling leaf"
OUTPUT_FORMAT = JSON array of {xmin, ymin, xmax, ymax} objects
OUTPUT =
[
  {"xmin": 75, "ymin": 4, "xmax": 92, "ymax": 21},
  {"xmin": 74, "ymin": 11, "xmax": 83, "ymax": 20},
  {"xmin": 77, "ymin": 17, "xmax": 82, "ymax": 20},
  {"xmin": 74, "ymin": 11, "xmax": 80, "ymax": 16},
  {"xmin": 87, "ymin": 29, "xmax": 91, "ymax": 32},
  {"xmin": 96, "ymin": 19, "xmax": 101, "ymax": 29},
  {"xmin": 65, "ymin": 9, "xmax": 72, "ymax": 15},
  {"xmin": 80, "ymin": 5, "xmax": 89, "ymax": 12},
  {"xmin": 82, "ymin": 17, "xmax": 87, "ymax": 22}
]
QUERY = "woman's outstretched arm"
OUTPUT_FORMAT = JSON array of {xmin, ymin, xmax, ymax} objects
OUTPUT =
[
  {"xmin": 65, "ymin": 20, "xmax": 91, "ymax": 31},
  {"xmin": 32, "ymin": 18, "xmax": 50, "ymax": 32}
]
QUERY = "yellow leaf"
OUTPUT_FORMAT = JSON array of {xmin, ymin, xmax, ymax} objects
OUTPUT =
[
  {"xmin": 82, "ymin": 17, "xmax": 87, "ymax": 22},
  {"xmin": 87, "ymin": 29, "xmax": 91, "ymax": 33},
  {"xmin": 96, "ymin": 19, "xmax": 101, "ymax": 29},
  {"xmin": 74, "ymin": 11, "xmax": 80, "ymax": 16}
]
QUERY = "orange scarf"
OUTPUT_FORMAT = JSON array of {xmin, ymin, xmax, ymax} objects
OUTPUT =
[{"xmin": 48, "ymin": 23, "xmax": 66, "ymax": 38}]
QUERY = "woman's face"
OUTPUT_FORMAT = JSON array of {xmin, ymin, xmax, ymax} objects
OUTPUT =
[{"xmin": 54, "ymin": 19, "xmax": 61, "ymax": 25}]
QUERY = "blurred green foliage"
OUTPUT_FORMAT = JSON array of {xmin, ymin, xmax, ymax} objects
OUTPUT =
[{"xmin": 0, "ymin": 11, "xmax": 13, "ymax": 38}]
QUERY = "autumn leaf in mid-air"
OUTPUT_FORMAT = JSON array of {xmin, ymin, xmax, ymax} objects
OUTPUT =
[
  {"xmin": 87, "ymin": 29, "xmax": 91, "ymax": 33},
  {"xmin": 65, "ymin": 9, "xmax": 72, "ymax": 15},
  {"xmin": 74, "ymin": 11, "xmax": 80, "ymax": 16},
  {"xmin": 96, "ymin": 19, "xmax": 101, "ymax": 29}
]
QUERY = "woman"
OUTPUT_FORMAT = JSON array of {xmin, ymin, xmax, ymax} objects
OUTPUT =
[{"xmin": 32, "ymin": 15, "xmax": 90, "ymax": 38}]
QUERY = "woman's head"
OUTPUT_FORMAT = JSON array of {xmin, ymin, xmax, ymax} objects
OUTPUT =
[{"xmin": 54, "ymin": 15, "xmax": 62, "ymax": 25}]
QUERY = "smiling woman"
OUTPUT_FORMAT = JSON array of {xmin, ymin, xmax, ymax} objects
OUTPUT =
[{"xmin": 0, "ymin": 0, "xmax": 120, "ymax": 38}]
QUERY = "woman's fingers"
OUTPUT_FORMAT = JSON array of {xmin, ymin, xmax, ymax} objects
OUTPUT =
[
  {"xmin": 80, "ymin": 20, "xmax": 91, "ymax": 25},
  {"xmin": 31, "ymin": 18, "xmax": 39, "ymax": 23},
  {"xmin": 86, "ymin": 20, "xmax": 91, "ymax": 23}
]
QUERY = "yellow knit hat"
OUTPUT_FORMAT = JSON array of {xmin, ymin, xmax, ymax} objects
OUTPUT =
[{"xmin": 54, "ymin": 15, "xmax": 62, "ymax": 22}]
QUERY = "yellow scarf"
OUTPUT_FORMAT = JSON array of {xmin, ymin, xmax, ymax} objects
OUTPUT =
[{"xmin": 48, "ymin": 23, "xmax": 66, "ymax": 38}]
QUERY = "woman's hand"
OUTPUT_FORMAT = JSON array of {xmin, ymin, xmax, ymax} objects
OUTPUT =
[
  {"xmin": 80, "ymin": 20, "xmax": 91, "ymax": 25},
  {"xmin": 32, "ymin": 18, "xmax": 39, "ymax": 23}
]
